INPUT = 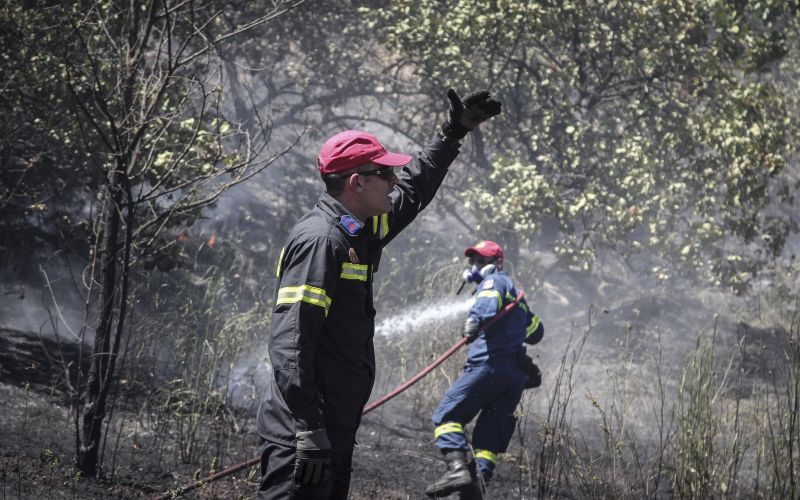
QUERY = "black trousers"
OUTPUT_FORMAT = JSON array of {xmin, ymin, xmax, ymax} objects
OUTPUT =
[{"xmin": 257, "ymin": 438, "xmax": 354, "ymax": 500}]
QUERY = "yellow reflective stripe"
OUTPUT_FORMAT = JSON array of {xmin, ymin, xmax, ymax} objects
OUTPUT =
[
  {"xmin": 276, "ymin": 247, "xmax": 285, "ymax": 278},
  {"xmin": 380, "ymin": 213, "xmax": 389, "ymax": 237},
  {"xmin": 372, "ymin": 213, "xmax": 390, "ymax": 239},
  {"xmin": 341, "ymin": 263, "xmax": 369, "ymax": 281},
  {"xmin": 434, "ymin": 422, "xmax": 464, "ymax": 439},
  {"xmin": 477, "ymin": 290, "xmax": 502, "ymax": 311},
  {"xmin": 276, "ymin": 285, "xmax": 332, "ymax": 315},
  {"xmin": 527, "ymin": 315, "xmax": 541, "ymax": 337},
  {"xmin": 474, "ymin": 449, "xmax": 497, "ymax": 464}
]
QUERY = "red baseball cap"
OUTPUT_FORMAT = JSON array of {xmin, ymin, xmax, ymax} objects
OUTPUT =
[
  {"xmin": 465, "ymin": 240, "xmax": 504, "ymax": 262},
  {"xmin": 318, "ymin": 130, "xmax": 412, "ymax": 175}
]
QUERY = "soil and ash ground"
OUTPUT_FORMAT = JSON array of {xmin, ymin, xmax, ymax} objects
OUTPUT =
[
  {"xmin": 0, "ymin": 327, "xmax": 526, "ymax": 499},
  {"xmin": 1, "ymin": 276, "xmax": 789, "ymax": 499}
]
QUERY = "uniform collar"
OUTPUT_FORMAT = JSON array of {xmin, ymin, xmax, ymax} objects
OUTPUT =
[{"xmin": 317, "ymin": 192, "xmax": 365, "ymax": 236}]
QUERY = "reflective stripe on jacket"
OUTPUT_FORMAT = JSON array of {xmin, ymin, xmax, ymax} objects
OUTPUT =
[{"xmin": 466, "ymin": 271, "xmax": 544, "ymax": 364}]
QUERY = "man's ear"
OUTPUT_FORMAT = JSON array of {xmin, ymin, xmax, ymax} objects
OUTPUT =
[{"xmin": 347, "ymin": 173, "xmax": 364, "ymax": 193}]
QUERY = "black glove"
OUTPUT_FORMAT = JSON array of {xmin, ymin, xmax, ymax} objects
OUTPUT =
[
  {"xmin": 517, "ymin": 351, "xmax": 542, "ymax": 389},
  {"xmin": 441, "ymin": 88, "xmax": 503, "ymax": 141},
  {"xmin": 294, "ymin": 429, "xmax": 331, "ymax": 487},
  {"xmin": 463, "ymin": 317, "xmax": 480, "ymax": 343}
]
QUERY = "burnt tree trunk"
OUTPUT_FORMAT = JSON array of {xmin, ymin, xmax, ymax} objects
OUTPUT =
[{"xmin": 76, "ymin": 163, "xmax": 124, "ymax": 476}]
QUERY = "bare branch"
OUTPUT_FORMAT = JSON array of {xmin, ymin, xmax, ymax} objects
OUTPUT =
[{"xmin": 177, "ymin": 0, "xmax": 307, "ymax": 66}]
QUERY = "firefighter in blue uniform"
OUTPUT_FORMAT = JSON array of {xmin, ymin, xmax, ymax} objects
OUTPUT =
[
  {"xmin": 256, "ymin": 89, "xmax": 502, "ymax": 500},
  {"xmin": 426, "ymin": 240, "xmax": 544, "ymax": 499}
]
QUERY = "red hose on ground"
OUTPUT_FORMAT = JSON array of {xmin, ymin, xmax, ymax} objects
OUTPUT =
[{"xmin": 159, "ymin": 291, "xmax": 524, "ymax": 498}]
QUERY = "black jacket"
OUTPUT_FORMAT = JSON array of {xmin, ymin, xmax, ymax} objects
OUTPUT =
[{"xmin": 257, "ymin": 135, "xmax": 461, "ymax": 449}]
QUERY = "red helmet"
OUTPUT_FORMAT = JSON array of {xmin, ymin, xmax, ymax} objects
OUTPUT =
[{"xmin": 464, "ymin": 240, "xmax": 503, "ymax": 266}]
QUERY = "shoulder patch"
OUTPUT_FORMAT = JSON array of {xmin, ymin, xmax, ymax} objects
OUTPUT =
[
  {"xmin": 339, "ymin": 215, "xmax": 363, "ymax": 235},
  {"xmin": 482, "ymin": 279, "xmax": 495, "ymax": 290}
]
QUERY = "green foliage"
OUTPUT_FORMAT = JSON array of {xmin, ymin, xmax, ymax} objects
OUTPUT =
[
  {"xmin": 0, "ymin": 3, "xmax": 95, "ymax": 259},
  {"xmin": 365, "ymin": 0, "xmax": 800, "ymax": 291},
  {"xmin": 1, "ymin": 0, "xmax": 302, "ymax": 476},
  {"xmin": 0, "ymin": 1, "xmax": 283, "ymax": 271}
]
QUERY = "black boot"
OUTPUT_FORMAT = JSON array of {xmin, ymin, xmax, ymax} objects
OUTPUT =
[
  {"xmin": 453, "ymin": 481, "xmax": 484, "ymax": 500},
  {"xmin": 454, "ymin": 460, "xmax": 484, "ymax": 500},
  {"xmin": 425, "ymin": 450, "xmax": 473, "ymax": 498}
]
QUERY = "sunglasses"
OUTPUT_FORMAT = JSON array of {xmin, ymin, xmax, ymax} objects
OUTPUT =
[{"xmin": 358, "ymin": 168, "xmax": 397, "ymax": 181}]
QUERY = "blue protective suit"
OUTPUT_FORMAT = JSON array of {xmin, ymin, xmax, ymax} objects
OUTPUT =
[{"xmin": 431, "ymin": 270, "xmax": 543, "ymax": 481}]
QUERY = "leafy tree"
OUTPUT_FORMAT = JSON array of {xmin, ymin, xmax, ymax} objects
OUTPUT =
[
  {"xmin": 366, "ymin": 0, "xmax": 800, "ymax": 292},
  {"xmin": 1, "ymin": 0, "xmax": 304, "ymax": 476}
]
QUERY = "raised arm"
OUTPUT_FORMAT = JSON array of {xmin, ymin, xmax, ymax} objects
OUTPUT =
[{"xmin": 376, "ymin": 88, "xmax": 502, "ymax": 245}]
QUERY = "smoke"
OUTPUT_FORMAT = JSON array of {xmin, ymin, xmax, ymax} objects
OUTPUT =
[
  {"xmin": 226, "ymin": 348, "xmax": 271, "ymax": 412},
  {"xmin": 516, "ymin": 260, "xmax": 764, "ymax": 449},
  {"xmin": 368, "ymin": 248, "xmax": 760, "ymax": 450},
  {"xmin": 223, "ymin": 298, "xmax": 473, "ymax": 410},
  {"xmin": 0, "ymin": 261, "xmax": 90, "ymax": 342}
]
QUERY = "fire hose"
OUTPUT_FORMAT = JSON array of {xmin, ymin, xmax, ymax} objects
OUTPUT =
[{"xmin": 159, "ymin": 291, "xmax": 524, "ymax": 498}]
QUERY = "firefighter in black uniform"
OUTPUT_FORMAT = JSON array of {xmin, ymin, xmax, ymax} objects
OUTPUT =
[{"xmin": 256, "ymin": 88, "xmax": 503, "ymax": 499}]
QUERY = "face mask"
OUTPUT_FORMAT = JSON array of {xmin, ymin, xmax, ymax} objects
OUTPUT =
[
  {"xmin": 462, "ymin": 264, "xmax": 483, "ymax": 284},
  {"xmin": 462, "ymin": 263, "xmax": 497, "ymax": 284}
]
